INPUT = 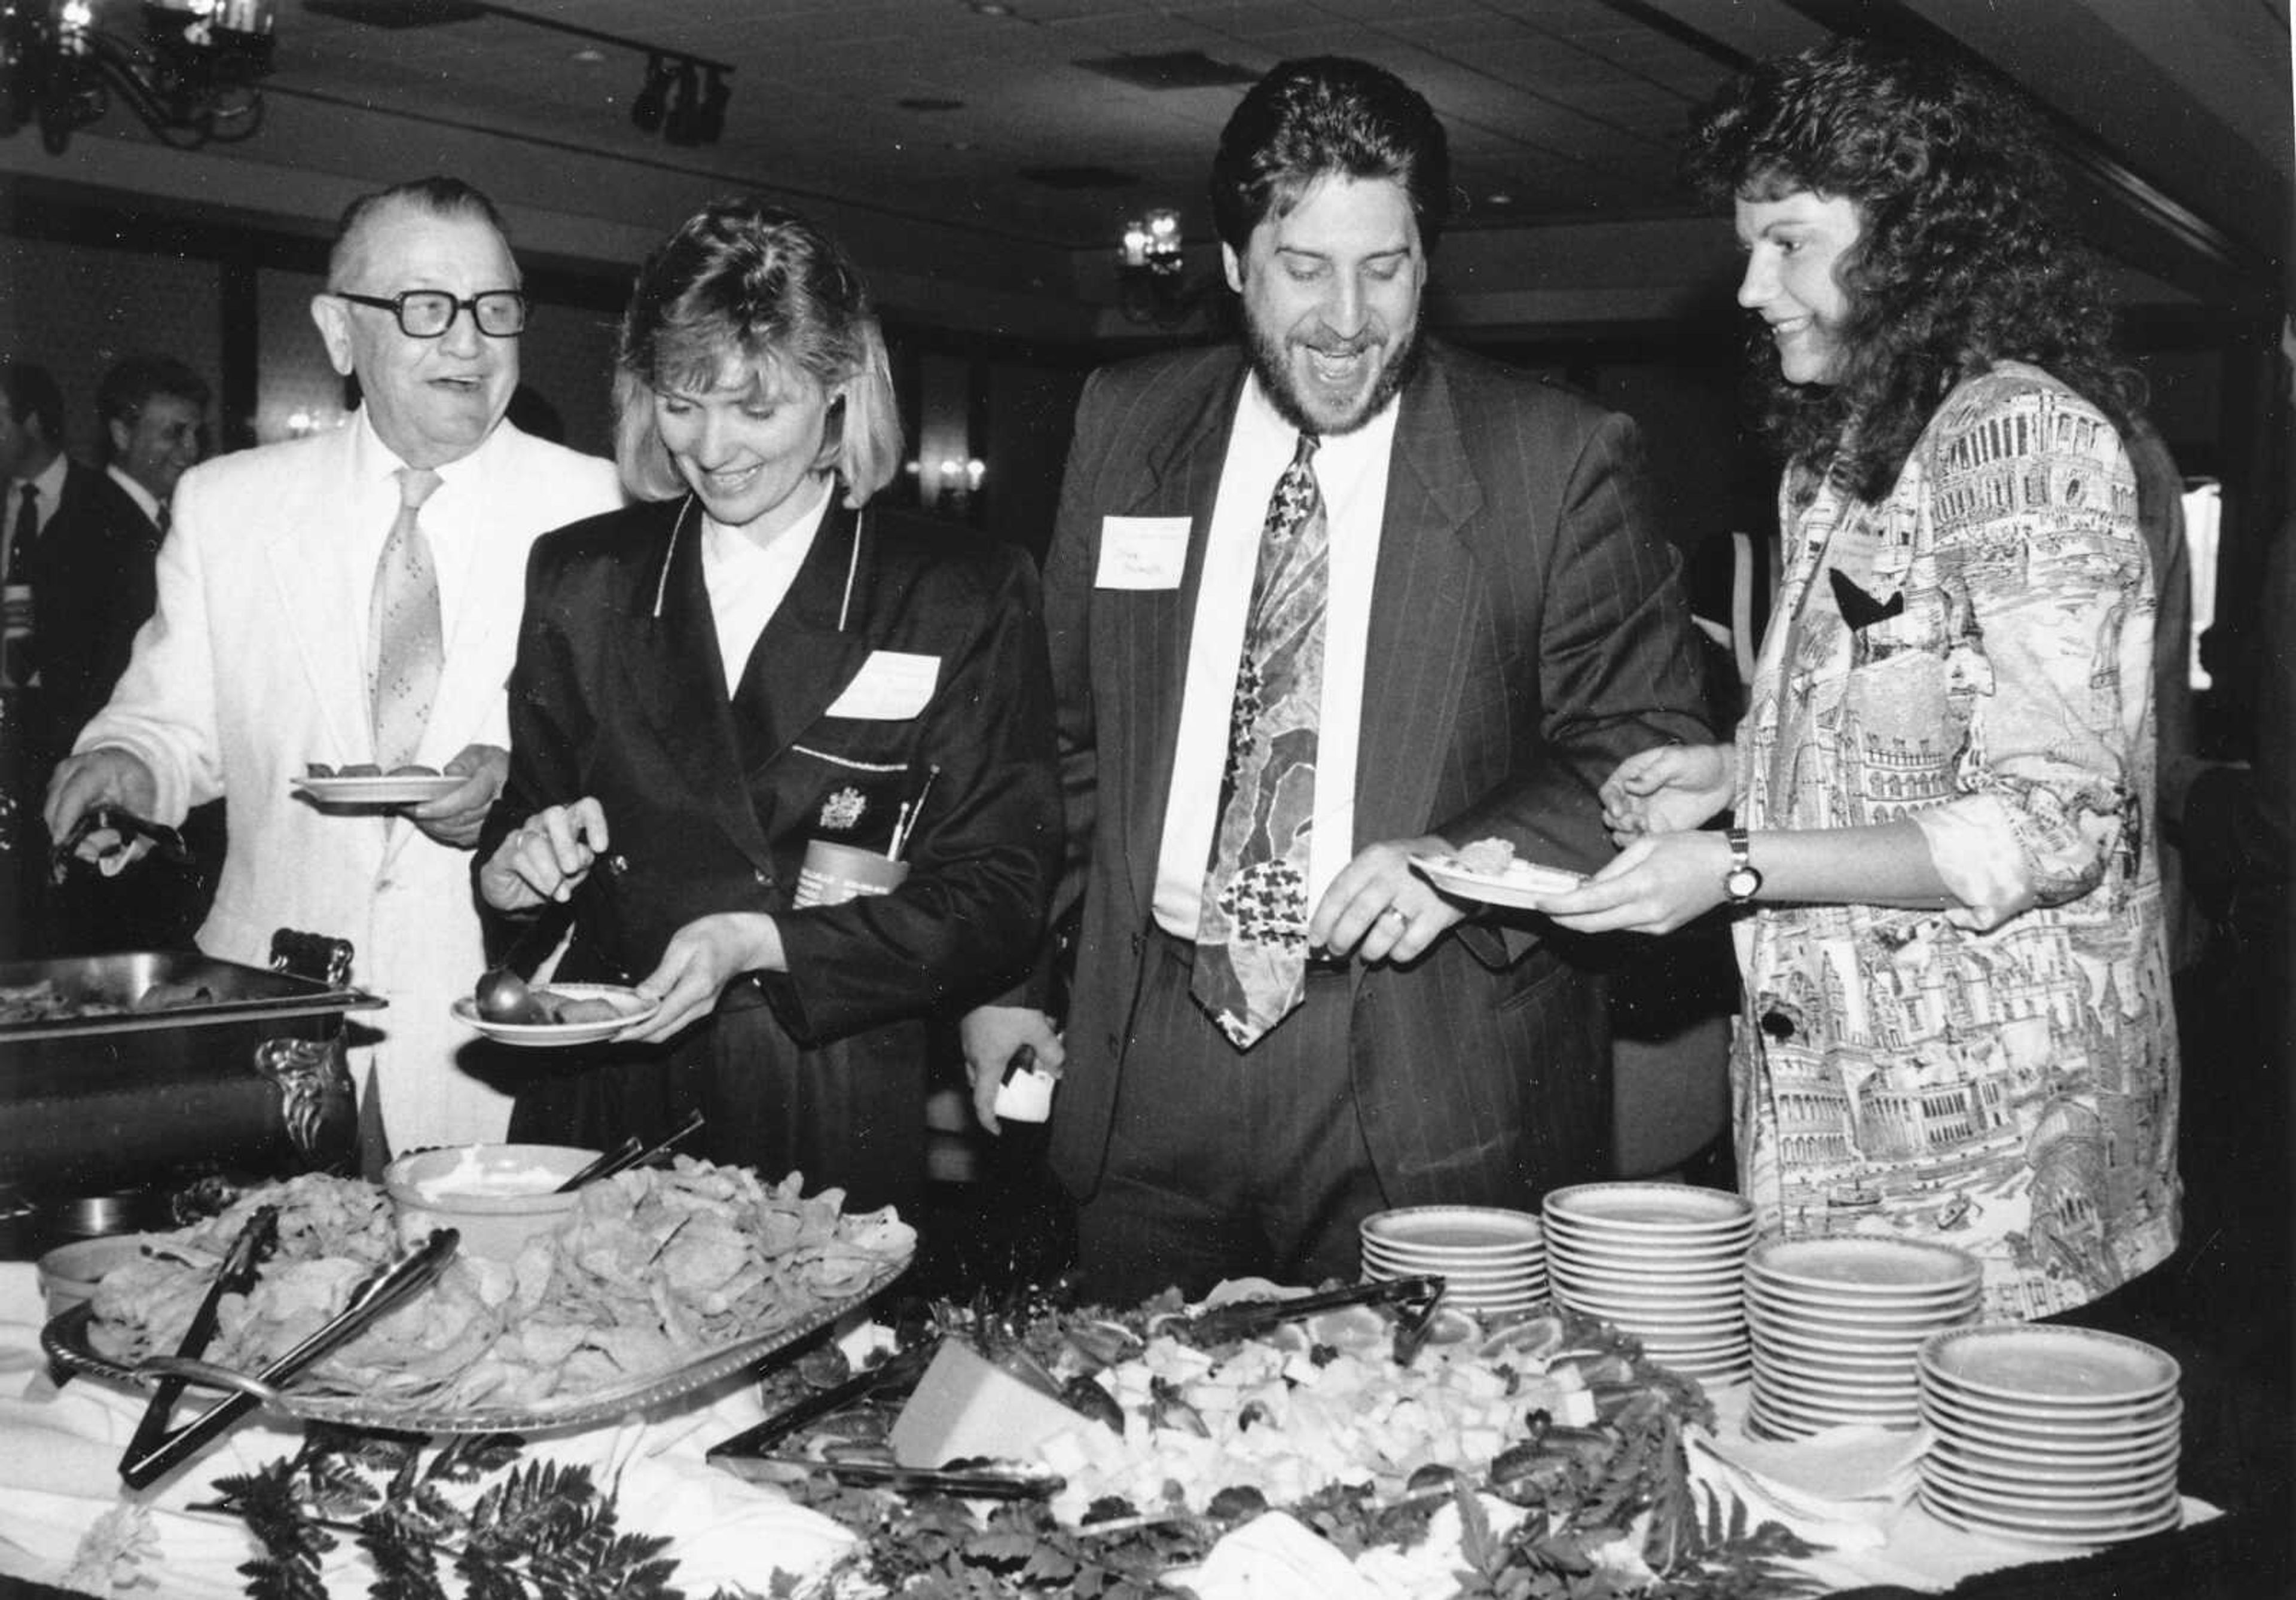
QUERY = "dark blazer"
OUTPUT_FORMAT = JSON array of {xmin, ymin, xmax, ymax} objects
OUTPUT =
[
  {"xmin": 23, "ymin": 462, "xmax": 162, "ymax": 752},
  {"xmin": 1037, "ymin": 340, "xmax": 1711, "ymax": 1209},
  {"xmin": 487, "ymin": 493, "xmax": 1060, "ymax": 1207}
]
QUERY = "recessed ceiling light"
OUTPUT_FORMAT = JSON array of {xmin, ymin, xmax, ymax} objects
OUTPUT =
[
  {"xmin": 969, "ymin": 1, "xmax": 1014, "ymax": 15},
  {"xmin": 570, "ymin": 47, "xmax": 604, "ymax": 63},
  {"xmin": 1486, "ymin": 192, "xmax": 1516, "ymax": 207}
]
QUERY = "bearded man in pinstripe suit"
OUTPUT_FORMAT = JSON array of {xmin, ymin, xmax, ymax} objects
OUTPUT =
[{"xmin": 962, "ymin": 56, "xmax": 1711, "ymax": 1305}]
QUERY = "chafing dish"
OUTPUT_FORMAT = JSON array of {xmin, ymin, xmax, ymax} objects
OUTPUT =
[{"xmin": 0, "ymin": 946, "xmax": 381, "ymax": 1203}]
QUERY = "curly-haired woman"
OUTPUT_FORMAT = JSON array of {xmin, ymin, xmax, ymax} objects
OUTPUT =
[{"xmin": 1544, "ymin": 39, "xmax": 2178, "ymax": 1320}]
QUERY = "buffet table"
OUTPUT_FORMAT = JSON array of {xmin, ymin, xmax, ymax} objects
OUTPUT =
[{"xmin": 0, "ymin": 1259, "xmax": 2271, "ymax": 1599}]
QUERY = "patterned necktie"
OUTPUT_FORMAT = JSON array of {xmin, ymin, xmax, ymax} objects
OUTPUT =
[
  {"xmin": 370, "ymin": 466, "xmax": 443, "ymax": 771},
  {"xmin": 1192, "ymin": 432, "xmax": 1327, "ymax": 1049},
  {"xmin": 10, "ymin": 483, "xmax": 38, "ymax": 579}
]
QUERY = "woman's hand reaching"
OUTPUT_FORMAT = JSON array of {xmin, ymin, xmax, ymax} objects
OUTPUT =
[
  {"xmin": 479, "ymin": 798, "xmax": 610, "ymax": 911},
  {"xmin": 1541, "ymin": 830, "xmax": 1732, "ymax": 937},
  {"xmin": 624, "ymin": 912, "xmax": 785, "ymax": 1043},
  {"xmin": 1601, "ymin": 742, "xmax": 1735, "ymax": 842}
]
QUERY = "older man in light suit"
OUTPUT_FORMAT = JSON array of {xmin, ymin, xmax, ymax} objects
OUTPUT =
[
  {"xmin": 48, "ymin": 176, "xmax": 624, "ymax": 1156},
  {"xmin": 962, "ymin": 57, "xmax": 1711, "ymax": 1305}
]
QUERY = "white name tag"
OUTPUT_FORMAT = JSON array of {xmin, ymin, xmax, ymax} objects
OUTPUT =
[
  {"xmin": 1095, "ymin": 516, "xmax": 1190, "ymax": 590},
  {"xmin": 826, "ymin": 650, "xmax": 940, "ymax": 720}
]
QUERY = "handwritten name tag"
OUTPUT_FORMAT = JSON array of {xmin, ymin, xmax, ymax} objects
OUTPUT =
[
  {"xmin": 826, "ymin": 651, "xmax": 940, "ymax": 720},
  {"xmin": 1095, "ymin": 516, "xmax": 1190, "ymax": 590}
]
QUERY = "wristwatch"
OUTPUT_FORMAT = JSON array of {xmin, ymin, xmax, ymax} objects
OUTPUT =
[{"xmin": 1724, "ymin": 826, "xmax": 1763, "ymax": 903}]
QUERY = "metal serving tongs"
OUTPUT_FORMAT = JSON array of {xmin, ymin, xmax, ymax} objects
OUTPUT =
[
  {"xmin": 119, "ymin": 1226, "xmax": 461, "ymax": 1489},
  {"xmin": 706, "ymin": 1337, "xmax": 1064, "ymax": 1500},
  {"xmin": 1180, "ymin": 1273, "xmax": 1449, "ymax": 1366},
  {"xmin": 121, "ymin": 1205, "xmax": 281, "ymax": 1467},
  {"xmin": 50, "ymin": 803, "xmax": 195, "ymax": 884}
]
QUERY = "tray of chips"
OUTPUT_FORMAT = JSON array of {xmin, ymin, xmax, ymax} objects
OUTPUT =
[
  {"xmin": 44, "ymin": 1164, "xmax": 913, "ymax": 1435},
  {"xmin": 42, "ymin": 1259, "xmax": 905, "ymax": 1434}
]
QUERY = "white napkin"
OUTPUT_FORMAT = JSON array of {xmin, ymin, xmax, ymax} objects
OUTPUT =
[{"xmin": 1684, "ymin": 1382, "xmax": 1922, "ymax": 1552}]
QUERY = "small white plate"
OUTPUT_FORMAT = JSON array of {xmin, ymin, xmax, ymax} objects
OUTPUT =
[
  {"xmin": 1544, "ymin": 1183, "xmax": 1757, "ymax": 1235},
  {"xmin": 1919, "ymin": 1324, "xmax": 2182, "ymax": 1406},
  {"xmin": 1361, "ymin": 1205, "xmax": 1544, "ymax": 1255},
  {"xmin": 451, "ymin": 983, "xmax": 658, "ymax": 1047},
  {"xmin": 1412, "ymin": 853, "xmax": 1584, "ymax": 910},
  {"xmin": 296, "ymin": 772, "xmax": 466, "ymax": 806},
  {"xmin": 1748, "ymin": 1235, "xmax": 1982, "ymax": 1294}
]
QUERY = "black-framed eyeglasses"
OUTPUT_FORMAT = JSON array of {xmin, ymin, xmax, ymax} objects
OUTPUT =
[{"xmin": 333, "ymin": 288, "xmax": 528, "ymax": 338}]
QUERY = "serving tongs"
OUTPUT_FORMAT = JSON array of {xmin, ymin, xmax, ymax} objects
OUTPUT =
[
  {"xmin": 1180, "ymin": 1273, "xmax": 1448, "ymax": 1365},
  {"xmin": 554, "ymin": 1109, "xmax": 707, "ymax": 1193},
  {"xmin": 118, "ymin": 1226, "xmax": 461, "ymax": 1489},
  {"xmin": 706, "ymin": 1337, "xmax": 1060, "ymax": 1499},
  {"xmin": 50, "ymin": 804, "xmax": 194, "ymax": 884}
]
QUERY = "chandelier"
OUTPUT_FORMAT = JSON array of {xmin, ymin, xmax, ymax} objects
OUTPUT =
[{"xmin": 0, "ymin": 0, "xmax": 277, "ymax": 152}]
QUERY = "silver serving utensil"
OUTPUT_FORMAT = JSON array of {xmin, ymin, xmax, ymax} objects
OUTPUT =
[
  {"xmin": 552, "ymin": 1109, "xmax": 706, "ymax": 1192},
  {"xmin": 1180, "ymin": 1274, "xmax": 1447, "ymax": 1352},
  {"xmin": 120, "ymin": 1228, "xmax": 460, "ymax": 1488},
  {"xmin": 50, "ymin": 804, "xmax": 194, "ymax": 884}
]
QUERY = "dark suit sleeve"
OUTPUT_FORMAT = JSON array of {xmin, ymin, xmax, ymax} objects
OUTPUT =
[
  {"xmin": 478, "ymin": 538, "xmax": 595, "ymax": 943},
  {"xmin": 767, "ymin": 543, "xmax": 1061, "ymax": 1039},
  {"xmin": 1437, "ymin": 406, "xmax": 1711, "ymax": 960},
  {"xmin": 987, "ymin": 365, "xmax": 1115, "ymax": 1012}
]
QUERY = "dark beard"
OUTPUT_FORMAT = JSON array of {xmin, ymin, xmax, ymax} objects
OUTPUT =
[{"xmin": 1245, "ymin": 316, "xmax": 1422, "ymax": 438}]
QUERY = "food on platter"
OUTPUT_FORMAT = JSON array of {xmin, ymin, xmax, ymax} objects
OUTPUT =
[
  {"xmin": 527, "ymin": 986, "xmax": 624, "ymax": 1026},
  {"xmin": 85, "ymin": 1161, "xmax": 914, "ymax": 1410},
  {"xmin": 758, "ymin": 1288, "xmax": 1710, "ymax": 1526},
  {"xmin": 0, "ymin": 975, "xmax": 223, "ymax": 1024},
  {"xmin": 1414, "ymin": 839, "xmax": 1586, "ymax": 908}
]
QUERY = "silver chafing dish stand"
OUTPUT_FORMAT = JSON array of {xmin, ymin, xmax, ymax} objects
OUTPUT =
[{"xmin": 0, "ymin": 932, "xmax": 380, "ymax": 1247}]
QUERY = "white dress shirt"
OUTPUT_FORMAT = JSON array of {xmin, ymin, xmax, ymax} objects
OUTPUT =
[
  {"xmin": 4, "ymin": 453, "xmax": 69, "ymax": 579},
  {"xmin": 1153, "ymin": 374, "xmax": 1397, "ymax": 937},
  {"xmin": 105, "ymin": 463, "xmax": 163, "ymax": 530},
  {"xmin": 701, "ymin": 475, "xmax": 835, "ymax": 694}
]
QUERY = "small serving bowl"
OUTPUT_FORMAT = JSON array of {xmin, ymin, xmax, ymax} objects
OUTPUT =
[
  {"xmin": 38, "ymin": 1233, "xmax": 155, "ymax": 1319},
  {"xmin": 381, "ymin": 1143, "xmax": 602, "ymax": 1263}
]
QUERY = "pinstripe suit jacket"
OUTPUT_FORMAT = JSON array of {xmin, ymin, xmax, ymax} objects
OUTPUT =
[{"xmin": 1039, "ymin": 338, "xmax": 1711, "ymax": 1209}]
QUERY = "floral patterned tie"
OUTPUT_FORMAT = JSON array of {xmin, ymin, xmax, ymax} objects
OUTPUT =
[
  {"xmin": 369, "ymin": 466, "xmax": 442, "ymax": 771},
  {"xmin": 1192, "ymin": 433, "xmax": 1327, "ymax": 1048}
]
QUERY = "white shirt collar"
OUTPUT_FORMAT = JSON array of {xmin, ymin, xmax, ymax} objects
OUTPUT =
[{"xmin": 105, "ymin": 463, "xmax": 162, "ymax": 524}]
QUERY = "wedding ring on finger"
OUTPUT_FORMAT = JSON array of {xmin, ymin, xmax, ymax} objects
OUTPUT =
[{"xmin": 1380, "ymin": 906, "xmax": 1407, "ymax": 927}]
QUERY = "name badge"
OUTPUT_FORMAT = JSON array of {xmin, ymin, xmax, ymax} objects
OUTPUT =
[
  {"xmin": 1095, "ymin": 516, "xmax": 1190, "ymax": 590},
  {"xmin": 826, "ymin": 650, "xmax": 940, "ymax": 720}
]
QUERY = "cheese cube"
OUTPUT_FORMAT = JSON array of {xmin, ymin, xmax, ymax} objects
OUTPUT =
[{"xmin": 887, "ymin": 1342, "xmax": 1103, "ymax": 1468}]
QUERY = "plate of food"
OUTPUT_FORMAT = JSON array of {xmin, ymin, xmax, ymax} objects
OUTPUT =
[
  {"xmin": 450, "ymin": 982, "xmax": 658, "ymax": 1046},
  {"xmin": 294, "ymin": 764, "xmax": 465, "ymax": 806},
  {"xmin": 1413, "ymin": 838, "xmax": 1586, "ymax": 910},
  {"xmin": 44, "ymin": 1164, "xmax": 916, "ymax": 1434}
]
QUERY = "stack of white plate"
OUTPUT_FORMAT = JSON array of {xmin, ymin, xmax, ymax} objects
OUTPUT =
[
  {"xmin": 1359, "ymin": 1205, "xmax": 1546, "ymax": 1318},
  {"xmin": 1916, "ymin": 1324, "xmax": 2184, "ymax": 1546},
  {"xmin": 1743, "ymin": 1236, "xmax": 1981, "ymax": 1440},
  {"xmin": 1540, "ymin": 1183, "xmax": 1754, "ymax": 1384}
]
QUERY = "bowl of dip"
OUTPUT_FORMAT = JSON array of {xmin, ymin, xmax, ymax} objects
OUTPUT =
[
  {"xmin": 38, "ymin": 1233, "xmax": 155, "ymax": 1319},
  {"xmin": 381, "ymin": 1143, "xmax": 600, "ymax": 1262}
]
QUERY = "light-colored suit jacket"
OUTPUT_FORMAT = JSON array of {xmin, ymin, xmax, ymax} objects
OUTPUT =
[{"xmin": 75, "ymin": 411, "xmax": 624, "ymax": 1150}]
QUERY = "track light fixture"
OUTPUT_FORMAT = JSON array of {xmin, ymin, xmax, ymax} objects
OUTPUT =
[
  {"xmin": 629, "ymin": 50, "xmax": 670, "ymax": 134},
  {"xmin": 469, "ymin": 6, "xmax": 730, "ymax": 148}
]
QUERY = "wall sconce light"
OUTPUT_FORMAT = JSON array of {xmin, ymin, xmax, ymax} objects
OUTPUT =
[
  {"xmin": 1118, "ymin": 206, "xmax": 1211, "ymax": 326},
  {"xmin": 1, "ymin": 0, "xmax": 279, "ymax": 153}
]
